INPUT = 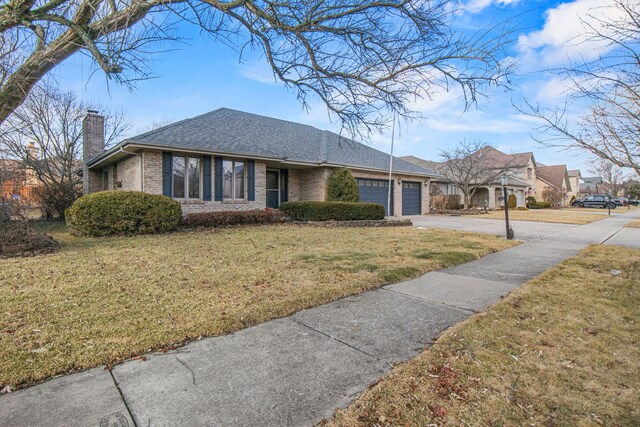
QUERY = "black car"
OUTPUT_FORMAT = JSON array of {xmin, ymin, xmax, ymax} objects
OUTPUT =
[
  {"xmin": 615, "ymin": 197, "xmax": 639, "ymax": 207},
  {"xmin": 572, "ymin": 194, "xmax": 617, "ymax": 209}
]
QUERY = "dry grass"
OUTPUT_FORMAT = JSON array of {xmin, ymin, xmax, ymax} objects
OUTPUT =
[
  {"xmin": 470, "ymin": 209, "xmax": 605, "ymax": 224},
  {"xmin": 329, "ymin": 245, "xmax": 640, "ymax": 426},
  {"xmin": 0, "ymin": 224, "xmax": 516, "ymax": 389},
  {"xmin": 562, "ymin": 205, "xmax": 639, "ymax": 213},
  {"xmin": 625, "ymin": 219, "xmax": 640, "ymax": 228}
]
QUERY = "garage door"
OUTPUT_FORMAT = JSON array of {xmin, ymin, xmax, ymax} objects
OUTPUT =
[
  {"xmin": 402, "ymin": 181, "xmax": 421, "ymax": 215},
  {"xmin": 356, "ymin": 178, "xmax": 393, "ymax": 216}
]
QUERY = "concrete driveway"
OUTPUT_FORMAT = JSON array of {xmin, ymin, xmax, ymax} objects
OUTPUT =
[{"xmin": 407, "ymin": 214, "xmax": 575, "ymax": 241}]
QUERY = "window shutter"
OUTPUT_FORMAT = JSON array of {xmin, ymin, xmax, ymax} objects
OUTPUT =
[
  {"xmin": 162, "ymin": 152, "xmax": 172, "ymax": 197},
  {"xmin": 247, "ymin": 160, "xmax": 255, "ymax": 201},
  {"xmin": 214, "ymin": 157, "xmax": 223, "ymax": 201},
  {"xmin": 280, "ymin": 169, "xmax": 288, "ymax": 203},
  {"xmin": 203, "ymin": 156, "xmax": 212, "ymax": 201}
]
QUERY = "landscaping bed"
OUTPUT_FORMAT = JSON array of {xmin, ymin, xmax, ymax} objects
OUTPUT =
[
  {"xmin": 293, "ymin": 219, "xmax": 411, "ymax": 227},
  {"xmin": 0, "ymin": 225, "xmax": 516, "ymax": 390},
  {"xmin": 431, "ymin": 209, "xmax": 488, "ymax": 216},
  {"xmin": 329, "ymin": 245, "xmax": 640, "ymax": 426}
]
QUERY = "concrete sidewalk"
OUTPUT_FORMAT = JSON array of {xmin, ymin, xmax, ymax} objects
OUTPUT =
[{"xmin": 2, "ymin": 210, "xmax": 639, "ymax": 427}]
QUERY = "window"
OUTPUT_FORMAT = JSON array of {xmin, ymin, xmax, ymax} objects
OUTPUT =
[
  {"xmin": 223, "ymin": 159, "xmax": 246, "ymax": 200},
  {"xmin": 173, "ymin": 155, "xmax": 201, "ymax": 199}
]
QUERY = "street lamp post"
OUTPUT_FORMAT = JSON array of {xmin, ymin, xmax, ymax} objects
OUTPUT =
[{"xmin": 501, "ymin": 174, "xmax": 513, "ymax": 240}]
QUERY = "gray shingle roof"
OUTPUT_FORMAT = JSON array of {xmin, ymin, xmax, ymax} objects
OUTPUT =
[{"xmin": 101, "ymin": 108, "xmax": 436, "ymax": 176}]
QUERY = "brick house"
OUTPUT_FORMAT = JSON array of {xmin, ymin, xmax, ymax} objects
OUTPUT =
[
  {"xmin": 402, "ymin": 147, "xmax": 537, "ymax": 209},
  {"xmin": 82, "ymin": 108, "xmax": 438, "ymax": 216},
  {"xmin": 535, "ymin": 164, "xmax": 572, "ymax": 207}
]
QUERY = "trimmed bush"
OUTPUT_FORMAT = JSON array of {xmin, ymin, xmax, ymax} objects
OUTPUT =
[
  {"xmin": 516, "ymin": 206, "xmax": 529, "ymax": 211},
  {"xmin": 66, "ymin": 191, "xmax": 182, "ymax": 236},
  {"xmin": 431, "ymin": 194, "xmax": 461, "ymax": 210},
  {"xmin": 184, "ymin": 209, "xmax": 288, "ymax": 227},
  {"xmin": 508, "ymin": 194, "xmax": 517, "ymax": 209},
  {"xmin": 529, "ymin": 201, "xmax": 551, "ymax": 209},
  {"xmin": 327, "ymin": 168, "xmax": 360, "ymax": 202},
  {"xmin": 279, "ymin": 201, "xmax": 384, "ymax": 221},
  {"xmin": 570, "ymin": 195, "xmax": 576, "ymax": 205},
  {"xmin": 525, "ymin": 196, "xmax": 537, "ymax": 208}
]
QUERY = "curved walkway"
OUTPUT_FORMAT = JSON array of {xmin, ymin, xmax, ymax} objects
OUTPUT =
[{"xmin": 2, "ymin": 210, "xmax": 639, "ymax": 427}]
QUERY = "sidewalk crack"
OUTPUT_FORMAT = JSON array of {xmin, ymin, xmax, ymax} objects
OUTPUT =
[
  {"xmin": 290, "ymin": 317, "xmax": 386, "ymax": 363},
  {"xmin": 176, "ymin": 357, "xmax": 197, "ymax": 385},
  {"xmin": 109, "ymin": 370, "xmax": 139, "ymax": 427}
]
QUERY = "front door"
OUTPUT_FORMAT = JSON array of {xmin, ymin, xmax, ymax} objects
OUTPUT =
[{"xmin": 266, "ymin": 170, "xmax": 280, "ymax": 208}]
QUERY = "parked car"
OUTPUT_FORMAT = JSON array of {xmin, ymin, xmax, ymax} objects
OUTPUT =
[
  {"xmin": 614, "ymin": 197, "xmax": 639, "ymax": 207},
  {"xmin": 572, "ymin": 194, "xmax": 617, "ymax": 209}
]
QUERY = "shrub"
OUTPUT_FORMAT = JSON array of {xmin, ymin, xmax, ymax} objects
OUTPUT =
[
  {"xmin": 516, "ymin": 206, "xmax": 529, "ymax": 211},
  {"xmin": 541, "ymin": 187, "xmax": 563, "ymax": 207},
  {"xmin": 508, "ymin": 194, "xmax": 517, "ymax": 209},
  {"xmin": 66, "ymin": 191, "xmax": 182, "ymax": 236},
  {"xmin": 431, "ymin": 194, "xmax": 461, "ymax": 210},
  {"xmin": 570, "ymin": 195, "xmax": 576, "ymax": 205},
  {"xmin": 184, "ymin": 209, "xmax": 288, "ymax": 227},
  {"xmin": 525, "ymin": 196, "xmax": 537, "ymax": 208},
  {"xmin": 529, "ymin": 201, "xmax": 551, "ymax": 209},
  {"xmin": 327, "ymin": 168, "xmax": 359, "ymax": 202},
  {"xmin": 279, "ymin": 201, "xmax": 384, "ymax": 221}
]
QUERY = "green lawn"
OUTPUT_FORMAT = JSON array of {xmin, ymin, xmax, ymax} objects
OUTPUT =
[
  {"xmin": 0, "ymin": 224, "xmax": 517, "ymax": 389},
  {"xmin": 330, "ymin": 245, "xmax": 640, "ymax": 426}
]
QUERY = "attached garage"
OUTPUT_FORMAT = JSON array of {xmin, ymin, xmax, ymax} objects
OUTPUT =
[
  {"xmin": 356, "ymin": 178, "xmax": 393, "ymax": 216},
  {"xmin": 402, "ymin": 181, "xmax": 421, "ymax": 215}
]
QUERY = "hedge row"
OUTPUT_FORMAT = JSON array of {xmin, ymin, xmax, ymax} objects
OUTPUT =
[
  {"xmin": 66, "ymin": 191, "xmax": 182, "ymax": 237},
  {"xmin": 279, "ymin": 201, "xmax": 385, "ymax": 221},
  {"xmin": 184, "ymin": 210, "xmax": 288, "ymax": 227},
  {"xmin": 529, "ymin": 201, "xmax": 551, "ymax": 209}
]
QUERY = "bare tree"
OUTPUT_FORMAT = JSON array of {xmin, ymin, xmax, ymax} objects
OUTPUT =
[
  {"xmin": 438, "ymin": 140, "xmax": 513, "ymax": 209},
  {"xmin": 0, "ymin": 84, "xmax": 130, "ymax": 218},
  {"xmin": 0, "ymin": 0, "xmax": 513, "ymax": 133},
  {"xmin": 590, "ymin": 158, "xmax": 625, "ymax": 197},
  {"xmin": 523, "ymin": 0, "xmax": 640, "ymax": 175}
]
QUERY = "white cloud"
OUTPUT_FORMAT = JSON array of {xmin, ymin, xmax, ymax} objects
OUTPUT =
[
  {"xmin": 462, "ymin": 0, "xmax": 521, "ymax": 14},
  {"xmin": 237, "ymin": 60, "xmax": 279, "ymax": 85},
  {"xmin": 517, "ymin": 0, "xmax": 629, "ymax": 67}
]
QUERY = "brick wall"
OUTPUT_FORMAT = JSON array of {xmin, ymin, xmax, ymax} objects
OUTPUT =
[
  {"xmin": 139, "ymin": 150, "xmax": 266, "ymax": 214},
  {"xmin": 299, "ymin": 168, "xmax": 331, "ymax": 200},
  {"xmin": 82, "ymin": 112, "xmax": 105, "ymax": 195},
  {"xmin": 116, "ymin": 155, "xmax": 142, "ymax": 191}
]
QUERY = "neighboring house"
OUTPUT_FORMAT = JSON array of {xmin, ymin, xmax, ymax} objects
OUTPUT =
[
  {"xmin": 579, "ymin": 176, "xmax": 603, "ymax": 196},
  {"xmin": 567, "ymin": 169, "xmax": 581, "ymax": 201},
  {"xmin": 535, "ymin": 165, "xmax": 572, "ymax": 206},
  {"xmin": 83, "ymin": 109, "xmax": 438, "ymax": 216},
  {"xmin": 0, "ymin": 154, "xmax": 39, "ymax": 203},
  {"xmin": 402, "ymin": 147, "xmax": 537, "ymax": 209}
]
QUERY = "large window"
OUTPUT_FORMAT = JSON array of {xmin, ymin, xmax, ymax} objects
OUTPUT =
[
  {"xmin": 173, "ymin": 155, "xmax": 200, "ymax": 199},
  {"xmin": 223, "ymin": 159, "xmax": 245, "ymax": 200}
]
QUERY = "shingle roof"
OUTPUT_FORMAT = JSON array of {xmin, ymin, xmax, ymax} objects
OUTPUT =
[
  {"xmin": 582, "ymin": 176, "xmax": 603, "ymax": 184},
  {"xmin": 537, "ymin": 165, "xmax": 570, "ymax": 191},
  {"xmin": 96, "ymin": 108, "xmax": 436, "ymax": 176},
  {"xmin": 567, "ymin": 169, "xmax": 581, "ymax": 177},
  {"xmin": 476, "ymin": 146, "xmax": 533, "ymax": 168}
]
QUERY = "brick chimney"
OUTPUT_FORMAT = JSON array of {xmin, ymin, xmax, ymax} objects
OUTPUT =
[{"xmin": 82, "ymin": 110, "xmax": 105, "ymax": 195}]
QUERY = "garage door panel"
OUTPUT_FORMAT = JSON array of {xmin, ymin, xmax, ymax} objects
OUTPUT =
[
  {"xmin": 402, "ymin": 181, "xmax": 421, "ymax": 215},
  {"xmin": 357, "ymin": 178, "xmax": 393, "ymax": 216}
]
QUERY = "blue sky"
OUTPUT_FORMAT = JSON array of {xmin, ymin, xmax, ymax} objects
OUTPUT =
[{"xmin": 53, "ymin": 0, "xmax": 617, "ymax": 174}]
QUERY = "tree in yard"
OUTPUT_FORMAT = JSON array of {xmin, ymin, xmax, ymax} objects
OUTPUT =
[
  {"xmin": 590, "ymin": 158, "xmax": 625, "ymax": 197},
  {"xmin": 522, "ymin": 0, "xmax": 640, "ymax": 175},
  {"xmin": 438, "ymin": 140, "xmax": 513, "ymax": 210},
  {"xmin": 0, "ymin": 0, "xmax": 513, "ymax": 133},
  {"xmin": 541, "ymin": 187, "xmax": 563, "ymax": 207},
  {"xmin": 624, "ymin": 179, "xmax": 640, "ymax": 199},
  {"xmin": 0, "ymin": 84, "xmax": 130, "ymax": 218},
  {"xmin": 327, "ymin": 168, "xmax": 359, "ymax": 202}
]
